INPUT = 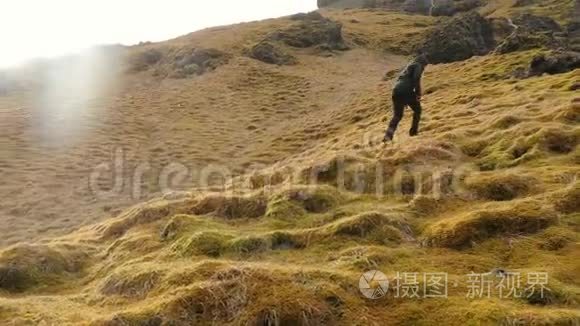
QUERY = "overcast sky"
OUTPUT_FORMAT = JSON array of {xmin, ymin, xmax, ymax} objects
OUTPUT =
[{"xmin": 0, "ymin": 0, "xmax": 317, "ymax": 67}]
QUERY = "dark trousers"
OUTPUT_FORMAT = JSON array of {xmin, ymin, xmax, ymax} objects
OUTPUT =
[{"xmin": 384, "ymin": 93, "xmax": 422, "ymax": 140}]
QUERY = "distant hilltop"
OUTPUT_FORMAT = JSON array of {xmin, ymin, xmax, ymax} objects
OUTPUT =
[{"xmin": 317, "ymin": 0, "xmax": 484, "ymax": 17}]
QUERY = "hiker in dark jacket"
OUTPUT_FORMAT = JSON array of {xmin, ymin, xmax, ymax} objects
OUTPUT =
[{"xmin": 384, "ymin": 54, "xmax": 429, "ymax": 142}]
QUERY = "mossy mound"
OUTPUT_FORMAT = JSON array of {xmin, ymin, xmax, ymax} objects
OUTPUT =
[
  {"xmin": 409, "ymin": 195, "xmax": 444, "ymax": 216},
  {"xmin": 475, "ymin": 126, "xmax": 578, "ymax": 170},
  {"xmin": 464, "ymin": 171, "xmax": 538, "ymax": 201},
  {"xmin": 172, "ymin": 231, "xmax": 233, "ymax": 257},
  {"xmin": 423, "ymin": 200, "xmax": 558, "ymax": 248},
  {"xmin": 191, "ymin": 193, "xmax": 267, "ymax": 219},
  {"xmin": 103, "ymin": 266, "xmax": 345, "ymax": 325},
  {"xmin": 100, "ymin": 198, "xmax": 194, "ymax": 239},
  {"xmin": 550, "ymin": 182, "xmax": 580, "ymax": 214},
  {"xmin": 266, "ymin": 185, "xmax": 345, "ymax": 219},
  {"xmin": 0, "ymin": 244, "xmax": 88, "ymax": 292},
  {"xmin": 323, "ymin": 211, "xmax": 414, "ymax": 245},
  {"xmin": 99, "ymin": 267, "xmax": 163, "ymax": 298},
  {"xmin": 538, "ymin": 227, "xmax": 578, "ymax": 251},
  {"xmin": 226, "ymin": 236, "xmax": 271, "ymax": 255}
]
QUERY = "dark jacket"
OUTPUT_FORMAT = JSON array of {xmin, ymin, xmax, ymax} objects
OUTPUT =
[{"xmin": 393, "ymin": 60, "xmax": 425, "ymax": 98}]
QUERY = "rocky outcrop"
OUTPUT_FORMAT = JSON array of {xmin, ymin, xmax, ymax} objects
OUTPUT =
[
  {"xmin": 269, "ymin": 14, "xmax": 348, "ymax": 50},
  {"xmin": 566, "ymin": 0, "xmax": 580, "ymax": 52},
  {"xmin": 317, "ymin": 0, "xmax": 484, "ymax": 16},
  {"xmin": 512, "ymin": 14, "xmax": 562, "ymax": 33},
  {"xmin": 171, "ymin": 48, "xmax": 228, "ymax": 78},
  {"xmin": 402, "ymin": 0, "xmax": 432, "ymax": 15},
  {"xmin": 430, "ymin": 0, "xmax": 483, "ymax": 16},
  {"xmin": 317, "ymin": 0, "xmax": 383, "ymax": 9},
  {"xmin": 247, "ymin": 41, "xmax": 297, "ymax": 65},
  {"xmin": 420, "ymin": 12, "xmax": 572, "ymax": 61},
  {"xmin": 494, "ymin": 31, "xmax": 565, "ymax": 54},
  {"xmin": 494, "ymin": 14, "xmax": 567, "ymax": 54},
  {"xmin": 528, "ymin": 51, "xmax": 580, "ymax": 76},
  {"xmin": 419, "ymin": 12, "xmax": 495, "ymax": 64},
  {"xmin": 127, "ymin": 48, "xmax": 163, "ymax": 72}
]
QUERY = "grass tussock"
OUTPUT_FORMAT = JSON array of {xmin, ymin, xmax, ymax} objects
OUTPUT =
[
  {"xmin": 99, "ymin": 267, "xmax": 163, "ymax": 298},
  {"xmin": 409, "ymin": 195, "xmax": 444, "ymax": 216},
  {"xmin": 538, "ymin": 227, "xmax": 578, "ymax": 251},
  {"xmin": 99, "ymin": 198, "xmax": 194, "ymax": 240},
  {"xmin": 172, "ymin": 231, "xmax": 233, "ymax": 257},
  {"xmin": 423, "ymin": 200, "xmax": 558, "ymax": 248},
  {"xmin": 191, "ymin": 193, "xmax": 267, "ymax": 219},
  {"xmin": 0, "ymin": 244, "xmax": 88, "ymax": 292},
  {"xmin": 326, "ymin": 211, "xmax": 413, "ymax": 242},
  {"xmin": 266, "ymin": 185, "xmax": 345, "ymax": 219},
  {"xmin": 464, "ymin": 171, "xmax": 539, "ymax": 201},
  {"xmin": 550, "ymin": 182, "xmax": 580, "ymax": 214}
]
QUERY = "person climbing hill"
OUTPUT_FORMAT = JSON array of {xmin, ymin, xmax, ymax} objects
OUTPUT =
[{"xmin": 383, "ymin": 54, "xmax": 429, "ymax": 142}]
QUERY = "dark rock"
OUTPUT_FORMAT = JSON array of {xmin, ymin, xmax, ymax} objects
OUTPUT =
[
  {"xmin": 248, "ymin": 41, "xmax": 297, "ymax": 65},
  {"xmin": 172, "ymin": 48, "xmax": 228, "ymax": 78},
  {"xmin": 494, "ymin": 31, "xmax": 564, "ymax": 54},
  {"xmin": 566, "ymin": 22, "xmax": 580, "ymax": 51},
  {"xmin": 0, "ymin": 266, "xmax": 33, "ymax": 292},
  {"xmin": 419, "ymin": 12, "xmax": 495, "ymax": 64},
  {"xmin": 289, "ymin": 11, "xmax": 324, "ymax": 21},
  {"xmin": 512, "ymin": 14, "xmax": 562, "ymax": 33},
  {"xmin": 127, "ymin": 48, "xmax": 163, "ymax": 72},
  {"xmin": 489, "ymin": 17, "xmax": 516, "ymax": 42},
  {"xmin": 269, "ymin": 15, "xmax": 348, "ymax": 50},
  {"xmin": 402, "ymin": 0, "xmax": 431, "ymax": 15},
  {"xmin": 528, "ymin": 51, "xmax": 580, "ymax": 76},
  {"xmin": 319, "ymin": 0, "xmax": 380, "ymax": 8},
  {"xmin": 494, "ymin": 14, "xmax": 566, "ymax": 54},
  {"xmin": 318, "ymin": 0, "xmax": 483, "ymax": 15},
  {"xmin": 430, "ymin": 0, "xmax": 482, "ymax": 16}
]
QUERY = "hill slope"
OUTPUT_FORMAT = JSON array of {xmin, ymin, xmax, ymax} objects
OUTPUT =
[{"xmin": 0, "ymin": 3, "xmax": 579, "ymax": 325}]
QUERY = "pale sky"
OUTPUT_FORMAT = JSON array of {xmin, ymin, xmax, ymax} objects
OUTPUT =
[{"xmin": 0, "ymin": 0, "xmax": 317, "ymax": 68}]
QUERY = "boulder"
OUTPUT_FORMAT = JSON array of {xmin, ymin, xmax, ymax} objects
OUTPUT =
[
  {"xmin": 269, "ymin": 15, "xmax": 348, "ymax": 50},
  {"xmin": 248, "ymin": 41, "xmax": 297, "ymax": 65},
  {"xmin": 512, "ymin": 14, "xmax": 562, "ymax": 33},
  {"xmin": 402, "ymin": 0, "xmax": 431, "ymax": 15},
  {"xmin": 172, "ymin": 48, "xmax": 228, "ymax": 78},
  {"xmin": 494, "ymin": 15, "xmax": 567, "ymax": 54},
  {"xmin": 494, "ymin": 31, "xmax": 565, "ymax": 54},
  {"xmin": 430, "ymin": 0, "xmax": 482, "ymax": 16},
  {"xmin": 566, "ymin": 21, "xmax": 580, "ymax": 51},
  {"xmin": 289, "ymin": 11, "xmax": 325, "ymax": 21},
  {"xmin": 127, "ymin": 48, "xmax": 163, "ymax": 72},
  {"xmin": 419, "ymin": 12, "xmax": 495, "ymax": 64},
  {"xmin": 318, "ymin": 0, "xmax": 483, "ymax": 15},
  {"xmin": 317, "ymin": 0, "xmax": 383, "ymax": 8},
  {"xmin": 528, "ymin": 51, "xmax": 580, "ymax": 76}
]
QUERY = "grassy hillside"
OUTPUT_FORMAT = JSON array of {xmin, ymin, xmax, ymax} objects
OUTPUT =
[{"xmin": 0, "ymin": 2, "xmax": 579, "ymax": 325}]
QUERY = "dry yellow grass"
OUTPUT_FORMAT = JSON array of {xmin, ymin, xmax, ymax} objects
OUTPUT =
[{"xmin": 0, "ymin": 4, "xmax": 579, "ymax": 326}]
